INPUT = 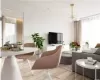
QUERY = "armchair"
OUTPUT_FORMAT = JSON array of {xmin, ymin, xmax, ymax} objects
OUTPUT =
[{"xmin": 32, "ymin": 45, "xmax": 62, "ymax": 80}]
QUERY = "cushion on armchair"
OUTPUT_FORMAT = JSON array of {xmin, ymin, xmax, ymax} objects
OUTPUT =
[{"xmin": 82, "ymin": 48, "xmax": 97, "ymax": 53}]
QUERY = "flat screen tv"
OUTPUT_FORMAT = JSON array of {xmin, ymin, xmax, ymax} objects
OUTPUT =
[{"xmin": 48, "ymin": 32, "xmax": 63, "ymax": 44}]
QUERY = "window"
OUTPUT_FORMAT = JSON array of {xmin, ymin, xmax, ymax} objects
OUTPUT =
[
  {"xmin": 4, "ymin": 23, "xmax": 16, "ymax": 44},
  {"xmin": 81, "ymin": 15, "xmax": 100, "ymax": 48},
  {"xmin": 0, "ymin": 16, "xmax": 23, "ymax": 46}
]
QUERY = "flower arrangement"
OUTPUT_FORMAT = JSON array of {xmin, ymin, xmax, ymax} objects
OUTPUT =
[{"xmin": 69, "ymin": 42, "xmax": 80, "ymax": 50}]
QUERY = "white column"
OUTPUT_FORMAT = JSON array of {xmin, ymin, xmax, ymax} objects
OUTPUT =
[{"xmin": 1, "ymin": 56, "xmax": 23, "ymax": 80}]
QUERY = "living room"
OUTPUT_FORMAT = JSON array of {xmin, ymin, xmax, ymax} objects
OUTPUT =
[{"xmin": 0, "ymin": 0, "xmax": 100, "ymax": 80}]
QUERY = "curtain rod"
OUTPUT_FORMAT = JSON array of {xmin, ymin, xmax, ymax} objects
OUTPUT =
[{"xmin": 80, "ymin": 13, "xmax": 100, "ymax": 20}]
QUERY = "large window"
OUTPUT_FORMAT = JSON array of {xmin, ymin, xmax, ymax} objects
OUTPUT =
[
  {"xmin": 4, "ymin": 23, "xmax": 16, "ymax": 44},
  {"xmin": 0, "ymin": 16, "xmax": 23, "ymax": 46},
  {"xmin": 81, "ymin": 15, "xmax": 100, "ymax": 48}
]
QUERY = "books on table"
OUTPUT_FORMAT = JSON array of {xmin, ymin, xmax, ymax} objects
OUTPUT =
[{"xmin": 85, "ymin": 59, "xmax": 97, "ymax": 65}]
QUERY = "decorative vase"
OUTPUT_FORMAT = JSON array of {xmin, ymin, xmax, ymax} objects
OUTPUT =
[
  {"xmin": 75, "ymin": 47, "xmax": 78, "ymax": 51},
  {"xmin": 17, "ymin": 44, "xmax": 23, "ymax": 50},
  {"xmin": 71, "ymin": 48, "xmax": 75, "ymax": 51},
  {"xmin": 35, "ymin": 49, "xmax": 43, "ymax": 58}
]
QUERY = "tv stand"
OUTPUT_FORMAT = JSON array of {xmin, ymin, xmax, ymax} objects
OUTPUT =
[
  {"xmin": 50, "ymin": 44, "xmax": 55, "ymax": 46},
  {"xmin": 47, "ymin": 45, "xmax": 56, "ymax": 51},
  {"xmin": 47, "ymin": 44, "xmax": 69, "ymax": 51}
]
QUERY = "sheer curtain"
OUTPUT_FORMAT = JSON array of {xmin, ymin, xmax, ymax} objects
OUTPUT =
[
  {"xmin": 4, "ymin": 23, "xmax": 16, "ymax": 44},
  {"xmin": 81, "ymin": 14, "xmax": 100, "ymax": 48},
  {"xmin": 74, "ymin": 20, "xmax": 81, "ymax": 44}
]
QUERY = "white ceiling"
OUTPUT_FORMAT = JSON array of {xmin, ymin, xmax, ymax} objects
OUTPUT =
[
  {"xmin": 20, "ymin": 0, "xmax": 100, "ymax": 3},
  {"xmin": 1, "ymin": 0, "xmax": 100, "ymax": 18}
]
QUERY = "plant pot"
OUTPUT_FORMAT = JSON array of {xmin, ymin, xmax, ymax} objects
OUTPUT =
[{"xmin": 17, "ymin": 45, "xmax": 23, "ymax": 50}]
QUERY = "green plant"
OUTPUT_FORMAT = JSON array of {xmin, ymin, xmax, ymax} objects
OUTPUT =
[
  {"xmin": 17, "ymin": 42, "xmax": 22, "ymax": 45},
  {"xmin": 32, "ymin": 33, "xmax": 45, "ymax": 50},
  {"xmin": 85, "ymin": 42, "xmax": 89, "ymax": 45}
]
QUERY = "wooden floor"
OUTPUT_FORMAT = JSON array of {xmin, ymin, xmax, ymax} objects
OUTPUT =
[
  {"xmin": 18, "ymin": 60, "xmax": 92, "ymax": 80},
  {"xmin": 1, "ymin": 57, "xmax": 91, "ymax": 80}
]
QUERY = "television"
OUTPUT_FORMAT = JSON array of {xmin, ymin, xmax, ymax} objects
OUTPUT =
[{"xmin": 48, "ymin": 32, "xmax": 63, "ymax": 44}]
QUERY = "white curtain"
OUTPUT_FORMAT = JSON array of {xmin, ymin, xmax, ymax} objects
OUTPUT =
[
  {"xmin": 74, "ymin": 20, "xmax": 81, "ymax": 44},
  {"xmin": 81, "ymin": 14, "xmax": 100, "ymax": 48},
  {"xmin": 4, "ymin": 23, "xmax": 16, "ymax": 44}
]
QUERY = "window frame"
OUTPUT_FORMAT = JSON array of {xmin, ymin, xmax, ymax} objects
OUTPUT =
[
  {"xmin": 0, "ymin": 16, "xmax": 23, "ymax": 47},
  {"xmin": 0, "ymin": 16, "xmax": 17, "ymax": 47}
]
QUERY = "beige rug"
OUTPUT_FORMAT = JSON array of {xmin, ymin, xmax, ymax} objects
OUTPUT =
[
  {"xmin": 18, "ymin": 60, "xmax": 91, "ymax": 80},
  {"xmin": 1, "ymin": 57, "xmax": 91, "ymax": 80}
]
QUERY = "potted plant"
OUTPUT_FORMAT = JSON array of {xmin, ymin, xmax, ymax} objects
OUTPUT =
[
  {"xmin": 17, "ymin": 42, "xmax": 23, "ymax": 50},
  {"xmin": 32, "ymin": 33, "xmax": 45, "ymax": 55},
  {"xmin": 69, "ymin": 42, "xmax": 80, "ymax": 51},
  {"xmin": 85, "ymin": 42, "xmax": 89, "ymax": 49}
]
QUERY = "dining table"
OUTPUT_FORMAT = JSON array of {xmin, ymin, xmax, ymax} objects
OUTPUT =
[{"xmin": 0, "ymin": 47, "xmax": 38, "ymax": 80}]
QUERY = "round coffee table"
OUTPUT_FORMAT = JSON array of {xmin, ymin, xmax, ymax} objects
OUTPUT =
[{"xmin": 75, "ymin": 59, "xmax": 100, "ymax": 80}]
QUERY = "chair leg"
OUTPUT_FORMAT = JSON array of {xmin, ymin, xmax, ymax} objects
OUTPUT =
[
  {"xmin": 47, "ymin": 70, "xmax": 52, "ymax": 80},
  {"xmin": 46, "ymin": 70, "xmax": 60, "ymax": 80},
  {"xmin": 27, "ymin": 59, "xmax": 34, "ymax": 75}
]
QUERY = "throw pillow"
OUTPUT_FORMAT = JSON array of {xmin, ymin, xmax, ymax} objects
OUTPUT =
[{"xmin": 94, "ymin": 48, "xmax": 100, "ymax": 55}]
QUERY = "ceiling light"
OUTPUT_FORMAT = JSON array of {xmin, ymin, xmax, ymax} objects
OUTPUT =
[{"xmin": 70, "ymin": 3, "xmax": 74, "ymax": 19}]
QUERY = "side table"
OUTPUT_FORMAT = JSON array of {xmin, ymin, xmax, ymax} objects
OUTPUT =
[
  {"xmin": 60, "ymin": 51, "xmax": 72, "ymax": 65},
  {"xmin": 60, "ymin": 50, "xmax": 82, "ymax": 65},
  {"xmin": 75, "ymin": 59, "xmax": 100, "ymax": 80}
]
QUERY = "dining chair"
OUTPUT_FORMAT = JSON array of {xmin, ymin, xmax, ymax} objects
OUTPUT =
[
  {"xmin": 16, "ymin": 43, "xmax": 35, "ymax": 75},
  {"xmin": 32, "ymin": 45, "xmax": 62, "ymax": 80}
]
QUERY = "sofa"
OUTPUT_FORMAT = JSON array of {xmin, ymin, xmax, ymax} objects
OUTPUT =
[{"xmin": 72, "ymin": 51, "xmax": 100, "ymax": 79}]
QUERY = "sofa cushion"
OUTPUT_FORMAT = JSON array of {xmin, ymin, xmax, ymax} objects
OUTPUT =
[
  {"xmin": 82, "ymin": 48, "xmax": 97, "ymax": 53},
  {"xmin": 94, "ymin": 48, "xmax": 100, "ymax": 55}
]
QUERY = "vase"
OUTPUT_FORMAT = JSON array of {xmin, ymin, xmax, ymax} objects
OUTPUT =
[
  {"xmin": 70, "ymin": 48, "xmax": 75, "ymax": 51},
  {"xmin": 75, "ymin": 47, "xmax": 78, "ymax": 51}
]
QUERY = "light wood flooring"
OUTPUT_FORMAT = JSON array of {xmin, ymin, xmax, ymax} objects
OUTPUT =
[
  {"xmin": 1, "ymin": 57, "xmax": 92, "ymax": 80},
  {"xmin": 18, "ymin": 60, "xmax": 92, "ymax": 80}
]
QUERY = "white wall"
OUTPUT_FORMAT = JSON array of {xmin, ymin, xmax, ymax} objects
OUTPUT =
[
  {"xmin": 74, "ymin": 0, "xmax": 100, "ymax": 19},
  {"xmin": 2, "ymin": 0, "xmax": 100, "ymax": 49},
  {"xmin": 21, "ymin": 1, "xmax": 100, "ymax": 49},
  {"xmin": 0, "ymin": 0, "xmax": 1, "ymax": 17},
  {"xmin": 1, "ymin": 0, "xmax": 22, "ymax": 18},
  {"xmin": 22, "ymin": 2, "xmax": 74, "ymax": 49}
]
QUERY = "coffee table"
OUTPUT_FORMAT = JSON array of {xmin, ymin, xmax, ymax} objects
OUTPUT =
[{"xmin": 75, "ymin": 59, "xmax": 100, "ymax": 80}]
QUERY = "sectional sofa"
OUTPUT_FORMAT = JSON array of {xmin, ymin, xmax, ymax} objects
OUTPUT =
[{"xmin": 72, "ymin": 50, "xmax": 100, "ymax": 79}]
